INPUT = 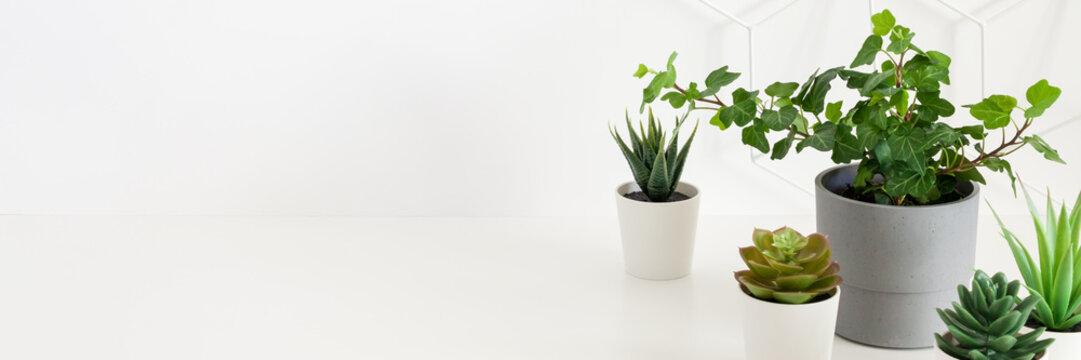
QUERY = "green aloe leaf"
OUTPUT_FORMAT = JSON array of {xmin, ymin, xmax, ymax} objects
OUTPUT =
[
  {"xmin": 668, "ymin": 121, "xmax": 697, "ymax": 191},
  {"xmin": 644, "ymin": 142, "xmax": 669, "ymax": 201},
  {"xmin": 610, "ymin": 127, "xmax": 651, "ymax": 188}
]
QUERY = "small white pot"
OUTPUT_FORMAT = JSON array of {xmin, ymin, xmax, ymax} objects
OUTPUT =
[
  {"xmin": 739, "ymin": 287, "xmax": 840, "ymax": 360},
  {"xmin": 935, "ymin": 332, "xmax": 1050, "ymax": 359},
  {"xmin": 1038, "ymin": 327, "xmax": 1081, "ymax": 359},
  {"xmin": 615, "ymin": 181, "xmax": 699, "ymax": 280}
]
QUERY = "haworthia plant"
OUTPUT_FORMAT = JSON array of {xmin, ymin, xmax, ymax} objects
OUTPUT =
[
  {"xmin": 610, "ymin": 108, "xmax": 698, "ymax": 202},
  {"xmin": 635, "ymin": 9, "xmax": 1065, "ymax": 206},
  {"xmin": 935, "ymin": 270, "xmax": 1054, "ymax": 360},
  {"xmin": 990, "ymin": 185, "xmax": 1081, "ymax": 331},
  {"xmin": 735, "ymin": 227, "xmax": 841, "ymax": 304}
]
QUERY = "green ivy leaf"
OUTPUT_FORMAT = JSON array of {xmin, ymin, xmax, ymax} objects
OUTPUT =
[
  {"xmin": 800, "ymin": 68, "xmax": 842, "ymax": 115},
  {"xmin": 874, "ymin": 142, "xmax": 893, "ymax": 173},
  {"xmin": 982, "ymin": 158, "xmax": 1017, "ymax": 193},
  {"xmin": 832, "ymin": 124, "xmax": 863, "ymax": 163},
  {"xmin": 963, "ymin": 95, "xmax": 1016, "ymax": 129},
  {"xmin": 886, "ymin": 25, "xmax": 914, "ymax": 54},
  {"xmin": 926, "ymin": 51, "xmax": 952, "ymax": 84},
  {"xmin": 641, "ymin": 71, "xmax": 673, "ymax": 112},
  {"xmin": 955, "ymin": 166, "xmax": 986, "ymax": 185},
  {"xmin": 665, "ymin": 51, "xmax": 678, "ymax": 84},
  {"xmin": 916, "ymin": 90, "xmax": 955, "ymax": 117},
  {"xmin": 904, "ymin": 64, "xmax": 948, "ymax": 91},
  {"xmin": 838, "ymin": 70, "xmax": 870, "ymax": 90},
  {"xmin": 860, "ymin": 72, "xmax": 893, "ymax": 97},
  {"xmin": 884, "ymin": 168, "xmax": 935, "ymax": 198},
  {"xmin": 797, "ymin": 122, "xmax": 837, "ymax": 152},
  {"xmin": 765, "ymin": 81, "xmax": 799, "ymax": 98},
  {"xmin": 1024, "ymin": 80, "xmax": 1061, "ymax": 118},
  {"xmin": 761, "ymin": 106, "xmax": 798, "ymax": 131},
  {"xmin": 826, "ymin": 101, "xmax": 844, "ymax": 123},
  {"xmin": 702, "ymin": 66, "xmax": 740, "ymax": 97},
  {"xmin": 890, "ymin": 90, "xmax": 909, "ymax": 116},
  {"xmin": 925, "ymin": 123, "xmax": 961, "ymax": 147},
  {"xmin": 742, "ymin": 126, "xmax": 770, "ymax": 153},
  {"xmin": 1024, "ymin": 135, "xmax": 1066, "ymax": 164},
  {"xmin": 851, "ymin": 35, "xmax": 883, "ymax": 68},
  {"xmin": 661, "ymin": 91, "xmax": 687, "ymax": 108},
  {"xmin": 633, "ymin": 64, "xmax": 649, "ymax": 78},
  {"xmin": 871, "ymin": 10, "xmax": 896, "ymax": 36},
  {"xmin": 685, "ymin": 82, "xmax": 701, "ymax": 100},
  {"xmin": 771, "ymin": 132, "xmax": 797, "ymax": 160},
  {"xmin": 792, "ymin": 70, "xmax": 817, "ymax": 108},
  {"xmin": 853, "ymin": 161, "xmax": 877, "ymax": 188},
  {"xmin": 886, "ymin": 128, "xmax": 927, "ymax": 169},
  {"xmin": 719, "ymin": 88, "xmax": 759, "ymax": 127},
  {"xmin": 709, "ymin": 110, "xmax": 728, "ymax": 130},
  {"xmin": 957, "ymin": 125, "xmax": 985, "ymax": 140},
  {"xmin": 857, "ymin": 120, "xmax": 885, "ymax": 150}
]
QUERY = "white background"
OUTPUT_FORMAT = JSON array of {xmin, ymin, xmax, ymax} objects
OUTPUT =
[{"xmin": 1, "ymin": 0, "xmax": 1079, "ymax": 217}]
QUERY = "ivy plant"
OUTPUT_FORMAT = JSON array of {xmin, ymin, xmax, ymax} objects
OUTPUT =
[{"xmin": 636, "ymin": 9, "xmax": 1065, "ymax": 206}]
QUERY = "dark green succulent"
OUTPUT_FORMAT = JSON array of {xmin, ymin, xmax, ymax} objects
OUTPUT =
[
  {"xmin": 935, "ymin": 270, "xmax": 1054, "ymax": 360},
  {"xmin": 610, "ymin": 108, "xmax": 697, "ymax": 202},
  {"xmin": 735, "ymin": 227, "xmax": 842, "ymax": 304}
]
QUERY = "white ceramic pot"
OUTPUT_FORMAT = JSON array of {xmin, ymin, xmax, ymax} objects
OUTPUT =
[
  {"xmin": 615, "ymin": 181, "xmax": 699, "ymax": 280},
  {"xmin": 1039, "ymin": 327, "xmax": 1081, "ymax": 359},
  {"xmin": 935, "ymin": 332, "xmax": 1050, "ymax": 360},
  {"xmin": 739, "ymin": 287, "xmax": 840, "ymax": 360}
]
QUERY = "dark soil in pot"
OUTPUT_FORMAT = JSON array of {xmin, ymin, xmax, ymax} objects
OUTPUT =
[
  {"xmin": 622, "ymin": 191, "xmax": 691, "ymax": 202},
  {"xmin": 838, "ymin": 184, "xmax": 967, "ymax": 205},
  {"xmin": 1026, "ymin": 316, "xmax": 1081, "ymax": 333}
]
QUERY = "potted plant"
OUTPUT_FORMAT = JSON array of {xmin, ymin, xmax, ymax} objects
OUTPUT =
[
  {"xmin": 636, "ymin": 9, "xmax": 1065, "ymax": 347},
  {"xmin": 610, "ymin": 105, "xmax": 700, "ymax": 280},
  {"xmin": 990, "ymin": 187, "xmax": 1081, "ymax": 357},
  {"xmin": 934, "ymin": 270, "xmax": 1054, "ymax": 360},
  {"xmin": 735, "ymin": 227, "xmax": 842, "ymax": 360}
]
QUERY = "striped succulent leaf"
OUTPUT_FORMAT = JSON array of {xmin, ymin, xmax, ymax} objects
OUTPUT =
[{"xmin": 610, "ymin": 108, "xmax": 697, "ymax": 202}]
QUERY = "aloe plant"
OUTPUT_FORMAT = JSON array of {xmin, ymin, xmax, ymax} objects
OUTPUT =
[
  {"xmin": 610, "ymin": 108, "xmax": 698, "ymax": 202},
  {"xmin": 990, "ymin": 186, "xmax": 1081, "ymax": 331},
  {"xmin": 935, "ymin": 270, "xmax": 1054, "ymax": 360},
  {"xmin": 735, "ymin": 227, "xmax": 841, "ymax": 304}
]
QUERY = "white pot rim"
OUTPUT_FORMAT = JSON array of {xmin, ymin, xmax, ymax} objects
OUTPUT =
[
  {"xmin": 737, "ymin": 284, "xmax": 841, "ymax": 306},
  {"xmin": 615, "ymin": 181, "xmax": 699, "ymax": 204}
]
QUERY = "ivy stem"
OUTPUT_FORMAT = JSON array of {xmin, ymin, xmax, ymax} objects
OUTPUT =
[
  {"xmin": 673, "ymin": 84, "xmax": 727, "ymax": 107},
  {"xmin": 940, "ymin": 119, "xmax": 1033, "ymax": 174}
]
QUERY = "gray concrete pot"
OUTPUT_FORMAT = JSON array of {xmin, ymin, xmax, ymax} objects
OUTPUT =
[{"xmin": 815, "ymin": 164, "xmax": 979, "ymax": 349}]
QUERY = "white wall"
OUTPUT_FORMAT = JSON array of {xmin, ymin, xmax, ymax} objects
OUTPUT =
[{"xmin": 0, "ymin": 0, "xmax": 1078, "ymax": 216}]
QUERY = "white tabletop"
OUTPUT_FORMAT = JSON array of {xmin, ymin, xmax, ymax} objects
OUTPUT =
[{"xmin": 0, "ymin": 215, "xmax": 1024, "ymax": 359}]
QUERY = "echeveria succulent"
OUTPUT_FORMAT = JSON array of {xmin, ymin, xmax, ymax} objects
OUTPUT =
[
  {"xmin": 935, "ymin": 270, "xmax": 1054, "ymax": 360},
  {"xmin": 735, "ymin": 227, "xmax": 842, "ymax": 304}
]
